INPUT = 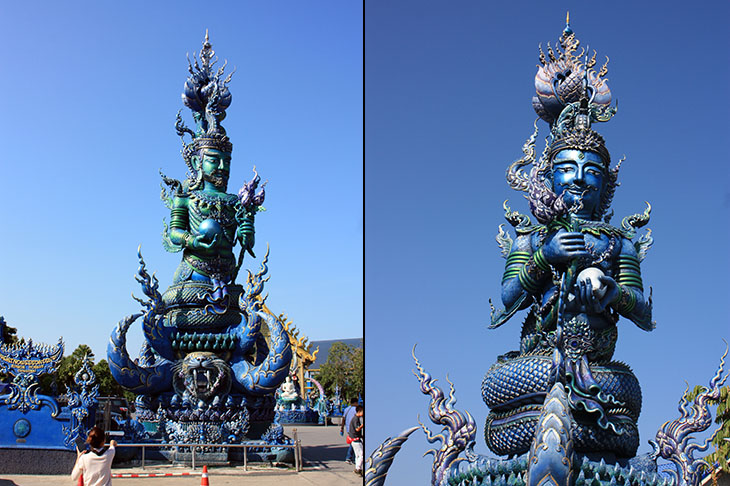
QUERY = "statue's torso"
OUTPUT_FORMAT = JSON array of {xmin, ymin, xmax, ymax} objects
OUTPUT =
[
  {"xmin": 188, "ymin": 190, "xmax": 239, "ymax": 248},
  {"xmin": 531, "ymin": 227, "xmax": 623, "ymax": 331},
  {"xmin": 172, "ymin": 189, "xmax": 241, "ymax": 282}
]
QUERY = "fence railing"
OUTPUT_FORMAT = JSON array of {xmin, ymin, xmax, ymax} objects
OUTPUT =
[{"xmin": 115, "ymin": 429, "xmax": 302, "ymax": 473}]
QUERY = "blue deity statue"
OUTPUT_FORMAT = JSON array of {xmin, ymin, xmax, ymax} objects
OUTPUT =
[
  {"xmin": 107, "ymin": 33, "xmax": 292, "ymax": 444},
  {"xmin": 484, "ymin": 21, "xmax": 654, "ymax": 459},
  {"xmin": 366, "ymin": 19, "xmax": 728, "ymax": 486}
]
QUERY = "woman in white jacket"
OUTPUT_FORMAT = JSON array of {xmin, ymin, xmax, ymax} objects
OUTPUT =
[{"xmin": 71, "ymin": 426, "xmax": 117, "ymax": 486}]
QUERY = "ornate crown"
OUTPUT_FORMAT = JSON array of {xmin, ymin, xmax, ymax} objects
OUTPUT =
[
  {"xmin": 548, "ymin": 102, "xmax": 612, "ymax": 165},
  {"xmin": 505, "ymin": 16, "xmax": 622, "ymax": 223},
  {"xmin": 175, "ymin": 31, "xmax": 234, "ymax": 173},
  {"xmin": 532, "ymin": 14, "xmax": 616, "ymax": 166}
]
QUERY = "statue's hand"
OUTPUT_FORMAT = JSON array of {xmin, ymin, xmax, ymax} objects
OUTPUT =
[
  {"xmin": 237, "ymin": 225, "xmax": 255, "ymax": 250},
  {"xmin": 636, "ymin": 316, "xmax": 656, "ymax": 332},
  {"xmin": 541, "ymin": 230, "xmax": 589, "ymax": 264},
  {"xmin": 189, "ymin": 234, "xmax": 219, "ymax": 250},
  {"xmin": 598, "ymin": 276, "xmax": 619, "ymax": 309},
  {"xmin": 575, "ymin": 275, "xmax": 618, "ymax": 313}
]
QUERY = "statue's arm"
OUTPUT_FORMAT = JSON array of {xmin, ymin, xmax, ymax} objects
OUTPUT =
[
  {"xmin": 501, "ymin": 234, "xmax": 547, "ymax": 310},
  {"xmin": 167, "ymin": 196, "xmax": 216, "ymax": 250},
  {"xmin": 610, "ymin": 238, "xmax": 654, "ymax": 331},
  {"xmin": 168, "ymin": 195, "xmax": 191, "ymax": 247},
  {"xmin": 235, "ymin": 205, "xmax": 255, "ymax": 252},
  {"xmin": 501, "ymin": 228, "xmax": 592, "ymax": 310}
]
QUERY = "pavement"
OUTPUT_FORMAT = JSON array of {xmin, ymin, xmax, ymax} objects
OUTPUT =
[{"xmin": 0, "ymin": 423, "xmax": 363, "ymax": 485}]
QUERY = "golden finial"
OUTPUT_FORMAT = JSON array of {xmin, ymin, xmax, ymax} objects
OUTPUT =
[
  {"xmin": 201, "ymin": 29, "xmax": 213, "ymax": 66},
  {"xmin": 562, "ymin": 11, "xmax": 573, "ymax": 37}
]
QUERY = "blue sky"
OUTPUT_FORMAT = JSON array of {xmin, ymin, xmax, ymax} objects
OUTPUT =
[
  {"xmin": 0, "ymin": 2, "xmax": 362, "ymax": 359},
  {"xmin": 365, "ymin": 2, "xmax": 729, "ymax": 485}
]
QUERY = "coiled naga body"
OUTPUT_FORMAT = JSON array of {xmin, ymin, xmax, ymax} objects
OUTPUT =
[
  {"xmin": 483, "ymin": 22, "xmax": 655, "ymax": 459},
  {"xmin": 107, "ymin": 33, "xmax": 291, "ymax": 442}
]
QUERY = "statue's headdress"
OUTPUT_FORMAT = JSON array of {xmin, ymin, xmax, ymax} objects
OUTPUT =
[
  {"xmin": 506, "ymin": 16, "xmax": 622, "ymax": 223},
  {"xmin": 175, "ymin": 31, "xmax": 235, "ymax": 189}
]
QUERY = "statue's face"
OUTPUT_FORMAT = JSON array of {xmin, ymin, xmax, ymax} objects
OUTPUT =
[
  {"xmin": 551, "ymin": 149, "xmax": 605, "ymax": 219},
  {"xmin": 197, "ymin": 148, "xmax": 231, "ymax": 191}
]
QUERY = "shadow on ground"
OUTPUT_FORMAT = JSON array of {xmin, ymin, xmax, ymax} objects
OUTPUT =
[
  {"xmin": 0, "ymin": 481, "xmax": 20, "ymax": 486},
  {"xmin": 303, "ymin": 444, "xmax": 348, "ymax": 463}
]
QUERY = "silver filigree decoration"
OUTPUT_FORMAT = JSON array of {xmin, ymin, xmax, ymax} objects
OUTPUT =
[
  {"xmin": 62, "ymin": 354, "xmax": 99, "ymax": 446},
  {"xmin": 496, "ymin": 224, "xmax": 514, "ymax": 259},
  {"xmin": 365, "ymin": 427, "xmax": 420, "ymax": 486},
  {"xmin": 635, "ymin": 229, "xmax": 654, "ymax": 262},
  {"xmin": 413, "ymin": 346, "xmax": 477, "ymax": 486},
  {"xmin": 651, "ymin": 344, "xmax": 729, "ymax": 486}
]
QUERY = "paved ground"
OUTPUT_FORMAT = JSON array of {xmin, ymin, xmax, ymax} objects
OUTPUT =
[{"xmin": 0, "ymin": 424, "xmax": 363, "ymax": 485}]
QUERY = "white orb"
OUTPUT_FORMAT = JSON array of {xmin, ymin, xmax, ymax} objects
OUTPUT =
[{"xmin": 577, "ymin": 267, "xmax": 606, "ymax": 299}]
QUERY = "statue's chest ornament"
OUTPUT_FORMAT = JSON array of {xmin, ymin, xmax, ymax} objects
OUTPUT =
[
  {"xmin": 190, "ymin": 192, "xmax": 238, "ymax": 227},
  {"xmin": 584, "ymin": 234, "xmax": 617, "ymax": 266}
]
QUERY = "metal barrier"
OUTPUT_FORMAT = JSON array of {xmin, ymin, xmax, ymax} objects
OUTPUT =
[{"xmin": 115, "ymin": 430, "xmax": 302, "ymax": 473}]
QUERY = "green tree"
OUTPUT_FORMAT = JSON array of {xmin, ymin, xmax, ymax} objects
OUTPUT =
[
  {"xmin": 37, "ymin": 347, "xmax": 136, "ymax": 402},
  {"xmin": 351, "ymin": 346, "xmax": 363, "ymax": 398},
  {"xmin": 0, "ymin": 317, "xmax": 19, "ymax": 384},
  {"xmin": 56, "ymin": 344, "xmax": 95, "ymax": 394},
  {"xmin": 93, "ymin": 359, "xmax": 135, "ymax": 401},
  {"xmin": 0, "ymin": 317, "xmax": 18, "ymax": 345},
  {"xmin": 37, "ymin": 370, "xmax": 60, "ymax": 397},
  {"xmin": 687, "ymin": 384, "xmax": 730, "ymax": 473},
  {"xmin": 315, "ymin": 342, "xmax": 363, "ymax": 400}
]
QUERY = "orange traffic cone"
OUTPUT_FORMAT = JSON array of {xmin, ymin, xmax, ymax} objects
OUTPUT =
[{"xmin": 200, "ymin": 465, "xmax": 209, "ymax": 486}]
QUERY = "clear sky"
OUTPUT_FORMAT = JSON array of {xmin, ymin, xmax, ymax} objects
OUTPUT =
[
  {"xmin": 0, "ymin": 2, "xmax": 363, "ymax": 359},
  {"xmin": 365, "ymin": 2, "xmax": 729, "ymax": 485}
]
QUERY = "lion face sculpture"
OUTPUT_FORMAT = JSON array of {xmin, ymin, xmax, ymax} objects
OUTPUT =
[{"xmin": 172, "ymin": 352, "xmax": 232, "ymax": 402}]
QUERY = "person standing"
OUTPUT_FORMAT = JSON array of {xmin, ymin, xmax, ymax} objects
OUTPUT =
[
  {"xmin": 348, "ymin": 405, "xmax": 364, "ymax": 476},
  {"xmin": 340, "ymin": 398, "xmax": 358, "ymax": 463},
  {"xmin": 71, "ymin": 426, "xmax": 117, "ymax": 486}
]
